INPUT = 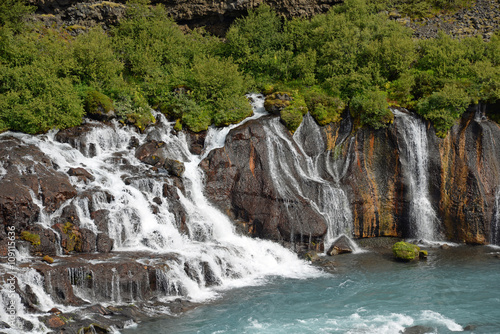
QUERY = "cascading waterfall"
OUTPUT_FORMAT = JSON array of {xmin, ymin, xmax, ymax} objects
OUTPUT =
[
  {"xmin": 393, "ymin": 109, "xmax": 439, "ymax": 241},
  {"xmin": 0, "ymin": 94, "xmax": 321, "ymax": 332},
  {"xmin": 264, "ymin": 113, "xmax": 355, "ymax": 249}
]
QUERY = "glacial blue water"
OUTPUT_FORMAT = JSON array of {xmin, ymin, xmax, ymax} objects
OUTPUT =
[{"xmin": 124, "ymin": 246, "xmax": 500, "ymax": 334}]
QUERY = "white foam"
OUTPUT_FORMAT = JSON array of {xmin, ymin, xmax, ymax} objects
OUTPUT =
[{"xmin": 420, "ymin": 310, "xmax": 463, "ymax": 331}]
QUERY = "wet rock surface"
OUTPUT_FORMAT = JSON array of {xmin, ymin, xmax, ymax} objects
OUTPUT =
[
  {"xmin": 0, "ymin": 136, "xmax": 77, "ymax": 231},
  {"xmin": 326, "ymin": 235, "xmax": 353, "ymax": 255},
  {"xmin": 201, "ymin": 116, "xmax": 328, "ymax": 244}
]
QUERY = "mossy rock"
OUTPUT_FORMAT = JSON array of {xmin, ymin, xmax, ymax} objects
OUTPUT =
[
  {"xmin": 61, "ymin": 222, "xmax": 82, "ymax": 253},
  {"xmin": 77, "ymin": 323, "xmax": 110, "ymax": 334},
  {"xmin": 419, "ymin": 250, "xmax": 428, "ymax": 259},
  {"xmin": 84, "ymin": 91, "xmax": 115, "ymax": 121},
  {"xmin": 125, "ymin": 112, "xmax": 155, "ymax": 132},
  {"xmin": 43, "ymin": 255, "xmax": 54, "ymax": 264},
  {"xmin": 21, "ymin": 231, "xmax": 41, "ymax": 246},
  {"xmin": 264, "ymin": 92, "xmax": 293, "ymax": 115},
  {"xmin": 174, "ymin": 119, "xmax": 182, "ymax": 131},
  {"xmin": 392, "ymin": 241, "xmax": 420, "ymax": 261}
]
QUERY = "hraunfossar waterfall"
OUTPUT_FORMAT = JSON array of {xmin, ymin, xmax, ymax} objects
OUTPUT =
[{"xmin": 1, "ymin": 95, "xmax": 500, "ymax": 333}]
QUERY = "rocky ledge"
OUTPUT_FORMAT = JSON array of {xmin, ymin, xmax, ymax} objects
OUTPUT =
[{"xmin": 393, "ymin": 0, "xmax": 500, "ymax": 40}]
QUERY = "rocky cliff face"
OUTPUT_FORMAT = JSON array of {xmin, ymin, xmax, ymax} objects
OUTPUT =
[
  {"xmin": 201, "ymin": 106, "xmax": 500, "ymax": 245},
  {"xmin": 30, "ymin": 0, "xmax": 341, "ymax": 35}
]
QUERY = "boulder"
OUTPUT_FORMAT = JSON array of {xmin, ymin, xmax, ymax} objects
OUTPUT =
[
  {"xmin": 67, "ymin": 167, "xmax": 95, "ymax": 183},
  {"xmin": 326, "ymin": 235, "xmax": 353, "ymax": 256},
  {"xmin": 163, "ymin": 158, "xmax": 185, "ymax": 177},
  {"xmin": 135, "ymin": 140, "xmax": 185, "ymax": 177},
  {"xmin": 96, "ymin": 234, "xmax": 114, "ymax": 253},
  {"xmin": 84, "ymin": 91, "xmax": 115, "ymax": 122},
  {"xmin": 264, "ymin": 92, "xmax": 293, "ymax": 115},
  {"xmin": 392, "ymin": 241, "xmax": 420, "ymax": 261}
]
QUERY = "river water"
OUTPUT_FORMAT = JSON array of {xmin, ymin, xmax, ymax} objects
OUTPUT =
[{"xmin": 123, "ymin": 246, "xmax": 500, "ymax": 334}]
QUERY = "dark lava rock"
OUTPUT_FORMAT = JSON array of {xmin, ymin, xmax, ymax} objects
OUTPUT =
[
  {"xmin": 96, "ymin": 233, "xmax": 114, "ymax": 253},
  {"xmin": 55, "ymin": 122, "xmax": 107, "ymax": 157},
  {"xmin": 0, "ymin": 136, "xmax": 76, "ymax": 230},
  {"xmin": 163, "ymin": 158, "xmax": 185, "ymax": 177},
  {"xmin": 402, "ymin": 325, "xmax": 434, "ymax": 334},
  {"xmin": 326, "ymin": 235, "xmax": 353, "ymax": 256},
  {"xmin": 68, "ymin": 167, "xmax": 95, "ymax": 183},
  {"xmin": 186, "ymin": 131, "xmax": 207, "ymax": 155},
  {"xmin": 135, "ymin": 140, "xmax": 185, "ymax": 176}
]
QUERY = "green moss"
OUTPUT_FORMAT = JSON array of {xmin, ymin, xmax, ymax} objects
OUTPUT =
[
  {"xmin": 280, "ymin": 104, "xmax": 304, "ymax": 133},
  {"xmin": 21, "ymin": 231, "xmax": 41, "ymax": 246},
  {"xmin": 43, "ymin": 255, "xmax": 54, "ymax": 264},
  {"xmin": 174, "ymin": 119, "xmax": 182, "ymax": 131},
  {"xmin": 84, "ymin": 91, "xmax": 114, "ymax": 117},
  {"xmin": 392, "ymin": 241, "xmax": 420, "ymax": 261},
  {"xmin": 62, "ymin": 222, "xmax": 81, "ymax": 252},
  {"xmin": 126, "ymin": 112, "xmax": 155, "ymax": 132}
]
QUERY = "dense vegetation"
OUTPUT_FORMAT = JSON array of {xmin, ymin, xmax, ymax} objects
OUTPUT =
[{"xmin": 0, "ymin": 0, "xmax": 499, "ymax": 136}]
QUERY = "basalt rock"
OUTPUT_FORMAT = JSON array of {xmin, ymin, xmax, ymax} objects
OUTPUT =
[
  {"xmin": 435, "ymin": 106, "xmax": 500, "ymax": 244},
  {"xmin": 201, "ymin": 116, "xmax": 328, "ymax": 243},
  {"xmin": 135, "ymin": 140, "xmax": 185, "ymax": 177},
  {"xmin": 30, "ymin": 0, "xmax": 342, "ymax": 36},
  {"xmin": 0, "ymin": 136, "xmax": 77, "ymax": 231},
  {"xmin": 326, "ymin": 235, "xmax": 353, "ymax": 255}
]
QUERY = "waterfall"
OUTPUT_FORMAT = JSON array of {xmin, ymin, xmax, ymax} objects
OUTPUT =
[
  {"xmin": 393, "ymin": 109, "xmax": 439, "ymax": 241},
  {"xmin": 0, "ymin": 94, "xmax": 321, "ymax": 332},
  {"xmin": 492, "ymin": 189, "xmax": 500, "ymax": 245},
  {"xmin": 264, "ymin": 113, "xmax": 355, "ymax": 248}
]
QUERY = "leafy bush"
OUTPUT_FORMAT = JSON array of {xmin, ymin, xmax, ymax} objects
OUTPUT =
[
  {"xmin": 213, "ymin": 96, "xmax": 253, "ymax": 127},
  {"xmin": 350, "ymin": 90, "xmax": 393, "ymax": 129},
  {"xmin": 304, "ymin": 87, "xmax": 344, "ymax": 125},
  {"xmin": 416, "ymin": 84, "xmax": 470, "ymax": 137},
  {"xmin": 72, "ymin": 28, "xmax": 124, "ymax": 90}
]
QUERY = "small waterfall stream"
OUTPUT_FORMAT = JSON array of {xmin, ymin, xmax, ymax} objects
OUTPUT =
[
  {"xmin": 393, "ymin": 109, "xmax": 439, "ymax": 241},
  {"xmin": 492, "ymin": 189, "xmax": 500, "ymax": 246}
]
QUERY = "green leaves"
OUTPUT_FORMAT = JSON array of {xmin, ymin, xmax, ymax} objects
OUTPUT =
[{"xmin": 416, "ymin": 84, "xmax": 470, "ymax": 137}]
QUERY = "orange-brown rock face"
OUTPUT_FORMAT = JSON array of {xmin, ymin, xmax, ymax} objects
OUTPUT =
[
  {"xmin": 337, "ymin": 127, "xmax": 404, "ymax": 239},
  {"xmin": 201, "ymin": 105, "xmax": 500, "ymax": 246},
  {"xmin": 436, "ymin": 110, "xmax": 500, "ymax": 244}
]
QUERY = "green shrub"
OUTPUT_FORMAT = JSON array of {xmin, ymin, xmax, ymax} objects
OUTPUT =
[
  {"xmin": 416, "ymin": 84, "xmax": 470, "ymax": 137},
  {"xmin": 181, "ymin": 105, "xmax": 212, "ymax": 133},
  {"xmin": 72, "ymin": 27, "xmax": 123, "ymax": 90},
  {"xmin": 84, "ymin": 90, "xmax": 114, "ymax": 116},
  {"xmin": 0, "ymin": 0, "xmax": 34, "ymax": 32},
  {"xmin": 213, "ymin": 95, "xmax": 253, "ymax": 127},
  {"xmin": 350, "ymin": 89, "xmax": 393, "ymax": 129},
  {"xmin": 0, "ymin": 66, "xmax": 83, "ymax": 134},
  {"xmin": 304, "ymin": 87, "xmax": 345, "ymax": 125}
]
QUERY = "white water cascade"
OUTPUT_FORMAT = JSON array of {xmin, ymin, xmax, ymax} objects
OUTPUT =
[
  {"xmin": 0, "ymin": 94, "xmax": 322, "ymax": 332},
  {"xmin": 492, "ymin": 189, "xmax": 500, "ymax": 246},
  {"xmin": 264, "ymin": 113, "xmax": 355, "ymax": 249},
  {"xmin": 393, "ymin": 109, "xmax": 439, "ymax": 241}
]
